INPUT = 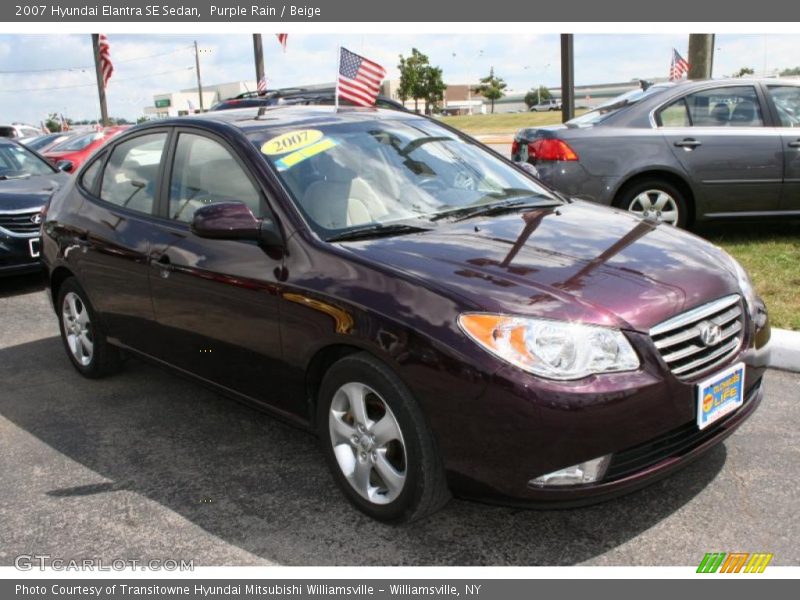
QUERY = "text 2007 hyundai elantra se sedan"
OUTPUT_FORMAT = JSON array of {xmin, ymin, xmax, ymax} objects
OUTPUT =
[{"xmin": 40, "ymin": 107, "xmax": 771, "ymax": 522}]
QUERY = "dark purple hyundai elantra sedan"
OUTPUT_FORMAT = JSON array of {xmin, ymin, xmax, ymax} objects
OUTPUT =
[{"xmin": 40, "ymin": 106, "xmax": 771, "ymax": 522}]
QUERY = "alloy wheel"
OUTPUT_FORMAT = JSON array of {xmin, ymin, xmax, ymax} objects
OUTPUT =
[
  {"xmin": 61, "ymin": 291, "xmax": 94, "ymax": 367},
  {"xmin": 627, "ymin": 189, "xmax": 680, "ymax": 225},
  {"xmin": 328, "ymin": 382, "xmax": 407, "ymax": 505}
]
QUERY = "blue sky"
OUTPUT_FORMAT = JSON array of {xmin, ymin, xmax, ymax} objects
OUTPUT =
[{"xmin": 1, "ymin": 33, "xmax": 799, "ymax": 123}]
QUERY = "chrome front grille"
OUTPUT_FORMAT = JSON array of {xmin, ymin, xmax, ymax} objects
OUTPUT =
[
  {"xmin": 0, "ymin": 211, "xmax": 40, "ymax": 235},
  {"xmin": 650, "ymin": 294, "xmax": 745, "ymax": 380}
]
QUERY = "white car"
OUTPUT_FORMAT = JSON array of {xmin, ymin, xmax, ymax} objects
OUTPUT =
[
  {"xmin": 0, "ymin": 123, "xmax": 43, "ymax": 139},
  {"xmin": 530, "ymin": 99, "xmax": 562, "ymax": 112}
]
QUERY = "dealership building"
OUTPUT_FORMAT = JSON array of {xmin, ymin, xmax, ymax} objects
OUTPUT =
[{"xmin": 142, "ymin": 78, "xmax": 668, "ymax": 118}]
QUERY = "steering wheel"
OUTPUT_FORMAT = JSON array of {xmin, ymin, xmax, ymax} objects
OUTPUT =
[{"xmin": 417, "ymin": 176, "xmax": 447, "ymax": 193}]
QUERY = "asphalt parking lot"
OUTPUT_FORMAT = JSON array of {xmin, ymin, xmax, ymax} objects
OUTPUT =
[{"xmin": 1, "ymin": 272, "xmax": 799, "ymax": 567}]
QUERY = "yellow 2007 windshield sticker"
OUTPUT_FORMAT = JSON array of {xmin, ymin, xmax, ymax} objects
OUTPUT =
[
  {"xmin": 274, "ymin": 138, "xmax": 338, "ymax": 171},
  {"xmin": 261, "ymin": 129, "xmax": 323, "ymax": 155}
]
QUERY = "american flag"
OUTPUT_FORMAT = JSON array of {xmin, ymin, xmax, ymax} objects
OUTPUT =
[
  {"xmin": 257, "ymin": 75, "xmax": 267, "ymax": 95},
  {"xmin": 669, "ymin": 48, "xmax": 689, "ymax": 81},
  {"xmin": 276, "ymin": 33, "xmax": 288, "ymax": 52},
  {"xmin": 97, "ymin": 33, "xmax": 114, "ymax": 89},
  {"xmin": 337, "ymin": 47, "xmax": 386, "ymax": 108}
]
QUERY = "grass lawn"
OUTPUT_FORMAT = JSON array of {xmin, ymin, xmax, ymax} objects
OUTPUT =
[
  {"xmin": 440, "ymin": 111, "xmax": 585, "ymax": 135},
  {"xmin": 697, "ymin": 221, "xmax": 800, "ymax": 331}
]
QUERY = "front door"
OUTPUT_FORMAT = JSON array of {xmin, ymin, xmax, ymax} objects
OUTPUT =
[
  {"xmin": 147, "ymin": 130, "xmax": 292, "ymax": 415},
  {"xmin": 765, "ymin": 84, "xmax": 800, "ymax": 211}
]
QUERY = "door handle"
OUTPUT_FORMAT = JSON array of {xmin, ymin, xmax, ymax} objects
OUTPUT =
[
  {"xmin": 788, "ymin": 140, "xmax": 800, "ymax": 148},
  {"xmin": 674, "ymin": 139, "xmax": 702, "ymax": 148},
  {"xmin": 153, "ymin": 253, "xmax": 172, "ymax": 278}
]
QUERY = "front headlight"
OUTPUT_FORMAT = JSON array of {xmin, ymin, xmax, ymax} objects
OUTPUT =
[
  {"xmin": 458, "ymin": 314, "xmax": 640, "ymax": 380},
  {"xmin": 727, "ymin": 254, "xmax": 758, "ymax": 311}
]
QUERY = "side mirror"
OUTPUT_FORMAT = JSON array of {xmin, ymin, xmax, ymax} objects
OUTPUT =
[
  {"xmin": 515, "ymin": 161, "xmax": 539, "ymax": 178},
  {"xmin": 56, "ymin": 160, "xmax": 73, "ymax": 172},
  {"xmin": 191, "ymin": 202, "xmax": 283, "ymax": 248}
]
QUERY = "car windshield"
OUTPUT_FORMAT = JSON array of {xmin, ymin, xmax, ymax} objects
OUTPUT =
[
  {"xmin": 49, "ymin": 131, "xmax": 105, "ymax": 152},
  {"xmin": 0, "ymin": 142, "xmax": 56, "ymax": 178},
  {"xmin": 567, "ymin": 84, "xmax": 673, "ymax": 126},
  {"xmin": 253, "ymin": 116, "xmax": 559, "ymax": 239}
]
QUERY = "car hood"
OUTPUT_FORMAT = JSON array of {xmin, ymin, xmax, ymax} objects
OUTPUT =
[
  {"xmin": 344, "ymin": 201, "xmax": 740, "ymax": 333},
  {"xmin": 0, "ymin": 173, "xmax": 67, "ymax": 212}
]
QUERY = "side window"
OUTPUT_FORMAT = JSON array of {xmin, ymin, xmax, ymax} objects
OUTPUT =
[
  {"xmin": 168, "ymin": 133, "xmax": 261, "ymax": 223},
  {"xmin": 767, "ymin": 86, "xmax": 800, "ymax": 127},
  {"xmin": 658, "ymin": 99, "xmax": 690, "ymax": 127},
  {"xmin": 100, "ymin": 133, "xmax": 167, "ymax": 214},
  {"xmin": 80, "ymin": 153, "xmax": 105, "ymax": 193},
  {"xmin": 683, "ymin": 86, "xmax": 764, "ymax": 127}
]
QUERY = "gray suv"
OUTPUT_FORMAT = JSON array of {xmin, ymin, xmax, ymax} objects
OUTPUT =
[{"xmin": 512, "ymin": 79, "xmax": 800, "ymax": 228}]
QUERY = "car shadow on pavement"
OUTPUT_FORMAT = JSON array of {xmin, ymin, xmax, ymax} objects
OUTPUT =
[
  {"xmin": 0, "ymin": 271, "xmax": 46, "ymax": 299},
  {"xmin": 0, "ymin": 336, "xmax": 727, "ymax": 566}
]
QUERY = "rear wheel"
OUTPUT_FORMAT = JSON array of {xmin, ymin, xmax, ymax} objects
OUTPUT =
[
  {"xmin": 57, "ymin": 278, "xmax": 122, "ymax": 378},
  {"xmin": 317, "ymin": 352, "xmax": 450, "ymax": 523},
  {"xmin": 616, "ymin": 179, "xmax": 689, "ymax": 228}
]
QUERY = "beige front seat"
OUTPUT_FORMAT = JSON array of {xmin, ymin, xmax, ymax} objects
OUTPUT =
[{"xmin": 301, "ymin": 155, "xmax": 387, "ymax": 229}]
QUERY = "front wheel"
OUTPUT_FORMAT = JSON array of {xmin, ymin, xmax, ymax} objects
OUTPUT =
[
  {"xmin": 616, "ymin": 179, "xmax": 689, "ymax": 228},
  {"xmin": 317, "ymin": 352, "xmax": 450, "ymax": 523}
]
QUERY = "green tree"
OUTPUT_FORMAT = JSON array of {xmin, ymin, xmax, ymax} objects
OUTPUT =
[
  {"xmin": 421, "ymin": 65, "xmax": 447, "ymax": 115},
  {"xmin": 136, "ymin": 116, "xmax": 149, "ymax": 124},
  {"xmin": 524, "ymin": 85, "xmax": 551, "ymax": 109},
  {"xmin": 398, "ymin": 48, "xmax": 431, "ymax": 113},
  {"xmin": 44, "ymin": 113, "xmax": 61, "ymax": 132},
  {"xmin": 732, "ymin": 66, "xmax": 754, "ymax": 78},
  {"xmin": 780, "ymin": 66, "xmax": 800, "ymax": 76},
  {"xmin": 474, "ymin": 67, "xmax": 507, "ymax": 114}
]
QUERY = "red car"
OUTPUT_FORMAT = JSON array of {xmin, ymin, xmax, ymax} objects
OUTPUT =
[{"xmin": 43, "ymin": 126, "xmax": 129, "ymax": 173}]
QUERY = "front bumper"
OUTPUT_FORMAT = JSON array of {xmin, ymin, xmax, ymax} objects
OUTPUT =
[
  {"xmin": 0, "ymin": 231, "xmax": 43, "ymax": 276},
  {"xmin": 446, "ymin": 326, "xmax": 769, "ymax": 505}
]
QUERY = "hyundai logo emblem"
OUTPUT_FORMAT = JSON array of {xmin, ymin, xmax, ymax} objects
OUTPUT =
[
  {"xmin": 30, "ymin": 213, "xmax": 42, "ymax": 225},
  {"xmin": 698, "ymin": 321, "xmax": 722, "ymax": 347}
]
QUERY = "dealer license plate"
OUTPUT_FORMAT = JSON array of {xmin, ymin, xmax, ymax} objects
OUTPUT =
[{"xmin": 696, "ymin": 362, "xmax": 745, "ymax": 430}]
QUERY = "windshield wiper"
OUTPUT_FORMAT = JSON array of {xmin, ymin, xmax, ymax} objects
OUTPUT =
[
  {"xmin": 326, "ymin": 222, "xmax": 434, "ymax": 242},
  {"xmin": 430, "ymin": 197, "xmax": 558, "ymax": 222}
]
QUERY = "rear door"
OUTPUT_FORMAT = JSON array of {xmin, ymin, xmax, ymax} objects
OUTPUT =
[
  {"xmin": 658, "ymin": 84, "xmax": 782, "ymax": 215},
  {"xmin": 764, "ymin": 84, "xmax": 800, "ymax": 211},
  {"xmin": 146, "ymin": 129, "xmax": 292, "ymax": 414},
  {"xmin": 69, "ymin": 130, "xmax": 169, "ymax": 355}
]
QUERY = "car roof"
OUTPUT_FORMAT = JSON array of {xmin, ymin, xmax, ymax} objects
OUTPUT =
[{"xmin": 140, "ymin": 105, "xmax": 423, "ymax": 135}]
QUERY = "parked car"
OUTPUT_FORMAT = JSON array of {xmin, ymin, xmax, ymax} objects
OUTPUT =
[
  {"xmin": 512, "ymin": 79, "xmax": 800, "ymax": 228},
  {"xmin": 41, "ymin": 106, "xmax": 770, "ymax": 522},
  {"xmin": 530, "ymin": 98, "xmax": 562, "ymax": 112},
  {"xmin": 0, "ymin": 123, "xmax": 44, "ymax": 139},
  {"xmin": 43, "ymin": 126, "xmax": 129, "ymax": 173},
  {"xmin": 0, "ymin": 138, "xmax": 68, "ymax": 275},
  {"xmin": 20, "ymin": 132, "xmax": 77, "ymax": 154},
  {"xmin": 211, "ymin": 87, "xmax": 407, "ymax": 112}
]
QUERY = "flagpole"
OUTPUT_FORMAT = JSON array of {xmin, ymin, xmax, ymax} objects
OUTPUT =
[
  {"xmin": 253, "ymin": 34, "xmax": 265, "ymax": 96},
  {"xmin": 91, "ymin": 34, "xmax": 110, "ymax": 127},
  {"xmin": 335, "ymin": 46, "xmax": 340, "ymax": 112}
]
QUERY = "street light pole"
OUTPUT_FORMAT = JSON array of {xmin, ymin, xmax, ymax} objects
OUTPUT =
[{"xmin": 194, "ymin": 40, "xmax": 204, "ymax": 112}]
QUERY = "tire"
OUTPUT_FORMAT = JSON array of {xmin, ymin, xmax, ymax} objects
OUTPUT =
[
  {"xmin": 57, "ymin": 277, "xmax": 122, "ymax": 378},
  {"xmin": 317, "ymin": 352, "xmax": 450, "ymax": 523},
  {"xmin": 615, "ymin": 178, "xmax": 689, "ymax": 228}
]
